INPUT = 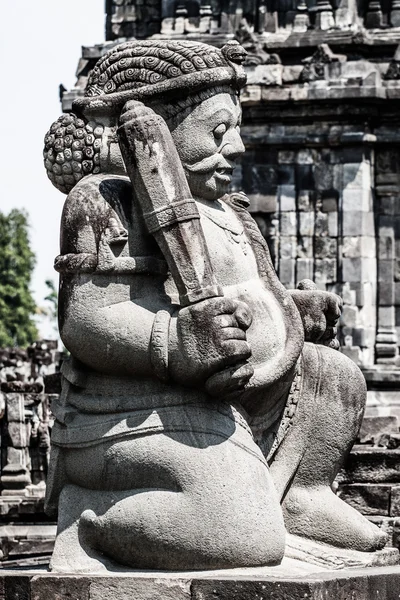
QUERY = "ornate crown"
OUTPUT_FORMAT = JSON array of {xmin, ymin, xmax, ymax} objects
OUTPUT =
[{"xmin": 73, "ymin": 39, "xmax": 247, "ymax": 115}]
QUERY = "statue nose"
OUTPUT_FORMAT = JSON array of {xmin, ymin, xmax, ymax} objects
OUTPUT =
[{"xmin": 221, "ymin": 130, "xmax": 245, "ymax": 161}]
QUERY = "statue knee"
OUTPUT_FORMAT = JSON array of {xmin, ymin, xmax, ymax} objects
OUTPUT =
[{"xmin": 313, "ymin": 343, "xmax": 367, "ymax": 411}]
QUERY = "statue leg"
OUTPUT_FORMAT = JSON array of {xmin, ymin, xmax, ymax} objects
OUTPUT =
[
  {"xmin": 270, "ymin": 342, "xmax": 387, "ymax": 552},
  {"xmin": 51, "ymin": 428, "xmax": 285, "ymax": 571}
]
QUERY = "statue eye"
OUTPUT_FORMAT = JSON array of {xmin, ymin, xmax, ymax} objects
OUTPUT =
[{"xmin": 213, "ymin": 123, "xmax": 227, "ymax": 139}]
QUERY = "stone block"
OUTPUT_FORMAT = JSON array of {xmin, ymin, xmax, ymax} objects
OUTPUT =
[
  {"xmin": 6, "ymin": 394, "xmax": 24, "ymax": 422},
  {"xmin": 248, "ymin": 194, "xmax": 277, "ymax": 213},
  {"xmin": 395, "ymin": 283, "xmax": 400, "ymax": 305},
  {"xmin": 7, "ymin": 422, "xmax": 27, "ymax": 449},
  {"xmin": 395, "ymin": 259, "xmax": 400, "ymax": 282},
  {"xmin": 315, "ymin": 211, "xmax": 329, "ymax": 236},
  {"xmin": 3, "ymin": 575, "xmax": 31, "ymax": 600},
  {"xmin": 299, "ymin": 212, "xmax": 314, "ymax": 237},
  {"xmin": 359, "ymin": 303, "xmax": 377, "ymax": 330},
  {"xmin": 378, "ymin": 306, "xmax": 395, "ymax": 328},
  {"xmin": 378, "ymin": 283, "xmax": 395, "ymax": 306},
  {"xmin": 352, "ymin": 327, "xmax": 375, "ymax": 348},
  {"xmin": 338, "ymin": 148, "xmax": 366, "ymax": 164},
  {"xmin": 296, "ymin": 258, "xmax": 313, "ymax": 283},
  {"xmin": 378, "ymin": 259, "xmax": 394, "ymax": 283},
  {"xmin": 295, "ymin": 164, "xmax": 314, "ymax": 190},
  {"xmin": 379, "ymin": 237, "xmax": 395, "ymax": 260},
  {"xmin": 246, "ymin": 64, "xmax": 283, "ymax": 86},
  {"xmin": 280, "ymin": 213, "xmax": 297, "ymax": 236},
  {"xmin": 341, "ymin": 305, "xmax": 358, "ymax": 328},
  {"xmin": 359, "ymin": 416, "xmax": 399, "ymax": 444},
  {"xmin": 90, "ymin": 577, "xmax": 191, "ymax": 600},
  {"xmin": 278, "ymin": 150, "xmax": 295, "ymax": 164},
  {"xmin": 340, "ymin": 283, "xmax": 356, "ymax": 305},
  {"xmin": 338, "ymin": 483, "xmax": 391, "ymax": 516},
  {"xmin": 354, "ymin": 281, "xmax": 374, "ymax": 307},
  {"xmin": 314, "ymin": 237, "xmax": 337, "ymax": 259},
  {"xmin": 243, "ymin": 163, "xmax": 277, "ymax": 197},
  {"xmin": 278, "ymin": 185, "xmax": 296, "ymax": 211},
  {"xmin": 298, "ymin": 191, "xmax": 314, "ymax": 211},
  {"xmin": 282, "ymin": 65, "xmax": 303, "ymax": 83},
  {"xmin": 279, "ymin": 259, "xmax": 295, "ymax": 285},
  {"xmin": 280, "ymin": 237, "xmax": 297, "ymax": 259},
  {"xmin": 328, "ymin": 212, "xmax": 338, "ymax": 237},
  {"xmin": 240, "ymin": 85, "xmax": 261, "ymax": 104},
  {"xmin": 31, "ymin": 576, "xmax": 91, "ymax": 600},
  {"xmin": 342, "ymin": 187, "xmax": 372, "ymax": 212},
  {"xmin": 314, "ymin": 258, "xmax": 336, "ymax": 284},
  {"xmin": 314, "ymin": 162, "xmax": 334, "ymax": 191},
  {"xmin": 342, "ymin": 447, "xmax": 400, "ymax": 484},
  {"xmin": 391, "ymin": 486, "xmax": 400, "ymax": 517},
  {"xmin": 343, "ymin": 161, "xmax": 371, "ymax": 189},
  {"xmin": 278, "ymin": 166, "xmax": 295, "ymax": 186},
  {"xmin": 343, "ymin": 258, "xmax": 376, "ymax": 283},
  {"xmin": 379, "ymin": 197, "xmax": 396, "ymax": 216},
  {"xmin": 342, "ymin": 211, "xmax": 375, "ymax": 236},
  {"xmin": 322, "ymin": 196, "xmax": 338, "ymax": 213},
  {"xmin": 297, "ymin": 237, "xmax": 313, "ymax": 258},
  {"xmin": 261, "ymin": 87, "xmax": 291, "ymax": 102},
  {"xmin": 343, "ymin": 237, "xmax": 361, "ymax": 258},
  {"xmin": 333, "ymin": 163, "xmax": 343, "ymax": 190}
]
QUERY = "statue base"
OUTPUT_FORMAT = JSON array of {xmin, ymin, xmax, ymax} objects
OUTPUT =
[{"xmin": 3, "ymin": 559, "xmax": 400, "ymax": 600}]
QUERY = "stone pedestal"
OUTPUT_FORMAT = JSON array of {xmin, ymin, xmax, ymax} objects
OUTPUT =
[{"xmin": 2, "ymin": 566, "xmax": 400, "ymax": 600}]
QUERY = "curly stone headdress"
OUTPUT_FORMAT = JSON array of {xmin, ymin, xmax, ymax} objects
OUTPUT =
[
  {"xmin": 73, "ymin": 39, "xmax": 247, "ymax": 115},
  {"xmin": 44, "ymin": 39, "xmax": 247, "ymax": 194}
]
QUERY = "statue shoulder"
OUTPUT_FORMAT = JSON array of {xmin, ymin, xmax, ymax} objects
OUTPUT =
[{"xmin": 60, "ymin": 174, "xmax": 132, "ymax": 255}]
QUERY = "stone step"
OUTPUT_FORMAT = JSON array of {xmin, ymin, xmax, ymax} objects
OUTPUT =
[
  {"xmin": 358, "ymin": 416, "xmax": 399, "ymax": 444},
  {"xmin": 339, "ymin": 447, "xmax": 400, "ymax": 484},
  {"xmin": 338, "ymin": 483, "xmax": 400, "ymax": 517}
]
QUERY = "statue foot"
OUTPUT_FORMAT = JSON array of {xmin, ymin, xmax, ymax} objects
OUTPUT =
[{"xmin": 282, "ymin": 485, "xmax": 387, "ymax": 552}]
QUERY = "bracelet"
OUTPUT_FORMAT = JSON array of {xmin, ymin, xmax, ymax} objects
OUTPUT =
[{"xmin": 150, "ymin": 310, "xmax": 171, "ymax": 383}]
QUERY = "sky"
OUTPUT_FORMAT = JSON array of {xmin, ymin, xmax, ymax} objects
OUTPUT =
[{"xmin": 0, "ymin": 1, "xmax": 105, "ymax": 336}]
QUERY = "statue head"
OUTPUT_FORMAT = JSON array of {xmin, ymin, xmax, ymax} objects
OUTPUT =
[{"xmin": 44, "ymin": 40, "xmax": 247, "ymax": 200}]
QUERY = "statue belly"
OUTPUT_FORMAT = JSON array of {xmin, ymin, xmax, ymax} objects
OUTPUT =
[{"xmin": 223, "ymin": 279, "xmax": 287, "ymax": 369}]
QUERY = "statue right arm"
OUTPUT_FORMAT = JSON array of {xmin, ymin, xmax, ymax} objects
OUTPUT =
[{"xmin": 58, "ymin": 176, "xmax": 170, "ymax": 377}]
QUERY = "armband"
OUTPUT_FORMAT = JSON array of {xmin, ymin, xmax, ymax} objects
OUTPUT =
[{"xmin": 150, "ymin": 310, "xmax": 171, "ymax": 383}]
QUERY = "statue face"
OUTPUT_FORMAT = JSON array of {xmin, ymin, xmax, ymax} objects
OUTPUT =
[{"xmin": 170, "ymin": 93, "xmax": 245, "ymax": 201}]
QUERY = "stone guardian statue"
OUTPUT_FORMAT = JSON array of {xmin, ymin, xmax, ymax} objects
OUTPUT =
[{"xmin": 43, "ymin": 39, "xmax": 388, "ymax": 572}]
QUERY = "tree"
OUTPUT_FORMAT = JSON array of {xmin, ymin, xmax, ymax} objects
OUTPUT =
[
  {"xmin": 0, "ymin": 209, "xmax": 38, "ymax": 347},
  {"xmin": 36, "ymin": 279, "xmax": 58, "ymax": 337}
]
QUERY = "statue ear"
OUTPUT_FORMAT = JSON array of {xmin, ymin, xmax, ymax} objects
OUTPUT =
[{"xmin": 44, "ymin": 113, "xmax": 104, "ymax": 195}]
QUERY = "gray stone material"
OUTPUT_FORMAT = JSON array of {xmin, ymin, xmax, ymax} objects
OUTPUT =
[
  {"xmin": 1, "ymin": 568, "xmax": 400, "ymax": 600},
  {"xmin": 43, "ymin": 38, "xmax": 391, "ymax": 572}
]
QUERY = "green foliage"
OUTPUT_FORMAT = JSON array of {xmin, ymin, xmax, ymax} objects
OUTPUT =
[{"xmin": 0, "ymin": 209, "xmax": 38, "ymax": 347}]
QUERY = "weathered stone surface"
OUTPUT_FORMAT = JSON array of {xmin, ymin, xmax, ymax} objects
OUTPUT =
[
  {"xmin": 359, "ymin": 416, "xmax": 399, "ymax": 444},
  {"xmin": 341, "ymin": 447, "xmax": 400, "ymax": 483},
  {"xmin": 2, "ymin": 570, "xmax": 400, "ymax": 600},
  {"xmin": 338, "ymin": 483, "xmax": 391, "ymax": 516},
  {"xmin": 391, "ymin": 486, "xmax": 400, "ymax": 517},
  {"xmin": 41, "ymin": 36, "xmax": 388, "ymax": 573}
]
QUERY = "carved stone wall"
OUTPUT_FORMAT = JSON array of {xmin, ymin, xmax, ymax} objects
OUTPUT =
[
  {"xmin": 0, "ymin": 342, "xmax": 63, "ymax": 504},
  {"xmin": 0, "ymin": 343, "xmax": 61, "ymax": 566}
]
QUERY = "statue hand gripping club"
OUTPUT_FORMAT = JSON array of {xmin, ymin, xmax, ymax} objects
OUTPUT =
[{"xmin": 118, "ymin": 100, "xmax": 254, "ymax": 396}]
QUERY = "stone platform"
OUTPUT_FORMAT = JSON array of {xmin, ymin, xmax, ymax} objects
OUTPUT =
[{"xmin": 2, "ymin": 564, "xmax": 400, "ymax": 600}]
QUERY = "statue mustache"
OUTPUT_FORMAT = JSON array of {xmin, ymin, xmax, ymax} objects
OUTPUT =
[{"xmin": 185, "ymin": 154, "xmax": 235, "ymax": 175}]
